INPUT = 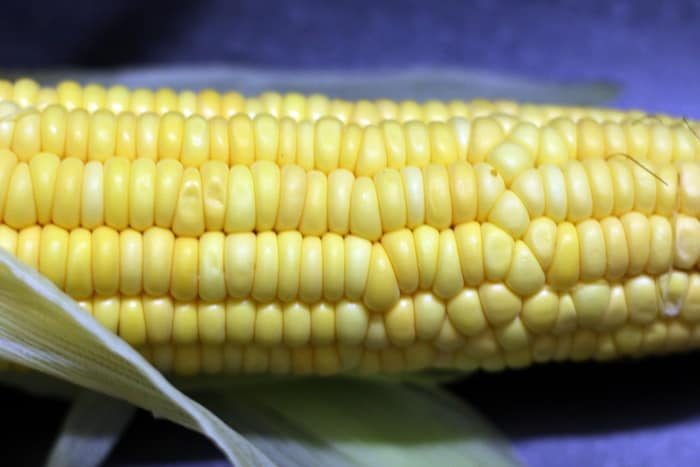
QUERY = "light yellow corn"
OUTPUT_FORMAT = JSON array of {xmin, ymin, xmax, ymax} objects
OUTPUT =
[
  {"xmin": 2, "ymin": 79, "xmax": 700, "ymax": 376},
  {"xmin": 0, "ymin": 100, "xmax": 698, "ymax": 174},
  {"xmin": 1, "ymin": 77, "xmax": 653, "ymax": 125}
]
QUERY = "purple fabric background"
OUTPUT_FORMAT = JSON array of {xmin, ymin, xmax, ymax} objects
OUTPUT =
[{"xmin": 3, "ymin": 1, "xmax": 700, "ymax": 466}]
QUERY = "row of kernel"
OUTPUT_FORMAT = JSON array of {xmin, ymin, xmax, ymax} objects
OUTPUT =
[
  {"xmin": 2, "ymin": 100, "xmax": 697, "ymax": 172},
  {"xmin": 2, "ymin": 78, "xmax": 651, "ymax": 125},
  {"xmin": 70, "ymin": 272, "xmax": 698, "ymax": 352},
  {"xmin": 1, "ymin": 152, "xmax": 688, "ymax": 241},
  {"xmin": 0, "ymin": 212, "xmax": 685, "ymax": 307}
]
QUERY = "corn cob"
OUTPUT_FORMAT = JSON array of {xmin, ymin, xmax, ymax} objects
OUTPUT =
[
  {"xmin": 2, "ymin": 79, "xmax": 700, "ymax": 376},
  {"xmin": 2, "ymin": 77, "xmax": 644, "ymax": 125},
  {"xmin": 1, "ymin": 100, "xmax": 698, "ymax": 173}
]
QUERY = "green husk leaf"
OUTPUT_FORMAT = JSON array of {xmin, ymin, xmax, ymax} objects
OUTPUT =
[
  {"xmin": 0, "ymin": 249, "xmax": 272, "ymax": 467},
  {"xmin": 199, "ymin": 378, "xmax": 521, "ymax": 467},
  {"xmin": 45, "ymin": 390, "xmax": 135, "ymax": 467}
]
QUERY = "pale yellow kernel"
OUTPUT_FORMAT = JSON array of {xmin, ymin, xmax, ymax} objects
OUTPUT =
[
  {"xmin": 16, "ymin": 226, "xmax": 41, "ymax": 269},
  {"xmin": 350, "ymin": 176, "xmax": 382, "ymax": 241},
  {"xmin": 573, "ymin": 282, "xmax": 611, "ymax": 329},
  {"xmin": 547, "ymin": 222, "xmax": 580, "ymax": 290},
  {"xmin": 624, "ymin": 275, "xmax": 658, "ymax": 324},
  {"xmin": 327, "ymin": 169, "xmax": 354, "ymax": 234},
  {"xmin": 119, "ymin": 229, "xmax": 143, "ymax": 296},
  {"xmin": 277, "ymin": 231, "xmax": 302, "ymax": 302},
  {"xmin": 479, "ymin": 283, "xmax": 521, "ymax": 326},
  {"xmin": 321, "ymin": 233, "xmax": 345, "ymax": 302},
  {"xmin": 414, "ymin": 225, "xmax": 440, "ymax": 290},
  {"xmin": 364, "ymin": 242, "xmax": 400, "ymax": 312},
  {"xmin": 609, "ymin": 159, "xmax": 635, "ymax": 216},
  {"xmin": 12, "ymin": 111, "xmax": 41, "ymax": 161},
  {"xmin": 209, "ymin": 116, "xmax": 229, "ymax": 163},
  {"xmin": 448, "ymin": 161, "xmax": 477, "ymax": 224},
  {"xmin": 475, "ymin": 162, "xmax": 506, "ymax": 221},
  {"xmin": 344, "ymin": 235, "xmax": 372, "ymax": 301},
  {"xmin": 315, "ymin": 116, "xmax": 342, "ymax": 172},
  {"xmin": 680, "ymin": 273, "xmax": 700, "ymax": 322},
  {"xmin": 40, "ymin": 105, "xmax": 66, "ymax": 155},
  {"xmin": 552, "ymin": 294, "xmax": 577, "ymax": 335},
  {"xmin": 224, "ymin": 165, "xmax": 255, "ymax": 233},
  {"xmin": 482, "ymin": 223, "xmax": 514, "ymax": 281},
  {"xmin": 65, "ymin": 109, "xmax": 89, "ymax": 160},
  {"xmin": 299, "ymin": 170, "xmax": 327, "ymax": 236},
  {"xmin": 251, "ymin": 160, "xmax": 281, "ymax": 232},
  {"xmin": 523, "ymin": 217, "xmax": 557, "ymax": 271},
  {"xmin": 13, "ymin": 78, "xmax": 39, "ymax": 107},
  {"xmin": 564, "ymin": 160, "xmax": 593, "ymax": 222},
  {"xmin": 336, "ymin": 301, "xmax": 369, "ymax": 344},
  {"xmin": 433, "ymin": 229, "xmax": 464, "ymax": 299},
  {"xmin": 252, "ymin": 231, "xmax": 278, "ymax": 302},
  {"xmin": 129, "ymin": 159, "xmax": 157, "ymax": 231},
  {"xmin": 105, "ymin": 85, "xmax": 130, "ymax": 114},
  {"xmin": 414, "ymin": 292, "xmax": 446, "ymax": 339},
  {"xmin": 455, "ymin": 222, "xmax": 484, "ymax": 286},
  {"xmin": 153, "ymin": 159, "xmax": 183, "ymax": 228},
  {"xmin": 539, "ymin": 164, "xmax": 568, "ymax": 222},
  {"xmin": 276, "ymin": 164, "xmax": 306, "ymax": 231},
  {"xmin": 405, "ymin": 120, "xmax": 431, "ymax": 167},
  {"xmin": 521, "ymin": 288, "xmax": 559, "ymax": 334},
  {"xmin": 495, "ymin": 317, "xmax": 531, "ymax": 351},
  {"xmin": 229, "ymin": 114, "xmax": 255, "ymax": 165},
  {"xmin": 576, "ymin": 219, "xmax": 607, "ymax": 280},
  {"xmin": 576, "ymin": 118, "xmax": 605, "ymax": 159},
  {"xmin": 468, "ymin": 117, "xmax": 504, "ymax": 163},
  {"xmin": 299, "ymin": 236, "xmax": 323, "ymax": 303},
  {"xmin": 656, "ymin": 164, "xmax": 678, "ymax": 216},
  {"xmin": 488, "ymin": 190, "xmax": 530, "ymax": 238},
  {"xmin": 255, "ymin": 303, "xmax": 283, "ymax": 346},
  {"xmin": 601, "ymin": 217, "xmax": 629, "ymax": 280},
  {"xmin": 119, "ymin": 298, "xmax": 147, "ymax": 346},
  {"xmin": 282, "ymin": 302, "xmax": 311, "ymax": 347},
  {"xmin": 56, "ymin": 80, "xmax": 82, "ymax": 110},
  {"xmin": 157, "ymin": 111, "xmax": 184, "ymax": 160},
  {"xmin": 508, "ymin": 122, "xmax": 539, "ymax": 157},
  {"xmin": 115, "ymin": 112, "xmax": 136, "ymax": 159},
  {"xmin": 434, "ymin": 319, "xmax": 465, "ymax": 352},
  {"xmin": 339, "ymin": 123, "xmax": 362, "ymax": 171},
  {"xmin": 64, "ymin": 228, "xmax": 92, "ymax": 299},
  {"xmin": 143, "ymin": 297, "xmax": 174, "ymax": 344},
  {"xmin": 135, "ymin": 112, "xmax": 159, "ymax": 161},
  {"xmin": 366, "ymin": 314, "xmax": 389, "ymax": 349},
  {"xmin": 173, "ymin": 302, "xmax": 198, "ymax": 344},
  {"xmin": 224, "ymin": 299, "xmax": 255, "ymax": 343},
  {"xmin": 91, "ymin": 226, "xmax": 120, "ymax": 296},
  {"xmin": 487, "ymin": 141, "xmax": 534, "ymax": 185},
  {"xmin": 197, "ymin": 89, "xmax": 221, "ymax": 118},
  {"xmin": 381, "ymin": 119, "xmax": 406, "ymax": 168},
  {"xmin": 538, "ymin": 126, "xmax": 568, "ymax": 165},
  {"xmin": 172, "ymin": 167, "xmax": 205, "ymax": 236},
  {"xmin": 429, "ymin": 121, "xmax": 458, "ymax": 165},
  {"xmin": 648, "ymin": 123, "xmax": 673, "ymax": 164},
  {"xmin": 131, "ymin": 88, "xmax": 154, "ymax": 114},
  {"xmin": 93, "ymin": 297, "xmax": 120, "ymax": 334},
  {"xmin": 423, "ymin": 164, "xmax": 452, "ymax": 229},
  {"xmin": 254, "ymin": 113, "xmax": 279, "ymax": 163},
  {"xmin": 374, "ymin": 168, "xmax": 407, "ymax": 232},
  {"xmin": 153, "ymin": 87, "xmax": 177, "ymax": 114},
  {"xmin": 355, "ymin": 125, "xmax": 387, "ymax": 177},
  {"xmin": 143, "ymin": 227, "xmax": 174, "ymax": 296},
  {"xmin": 621, "ymin": 212, "xmax": 650, "ymax": 275},
  {"xmin": 506, "ymin": 240, "xmax": 545, "ymax": 297},
  {"xmin": 199, "ymin": 232, "xmax": 226, "ymax": 302},
  {"xmin": 88, "ymin": 109, "xmax": 117, "ymax": 162},
  {"xmin": 4, "ymin": 162, "xmax": 37, "ymax": 229},
  {"xmin": 402, "ymin": 166, "xmax": 425, "ymax": 228},
  {"xmin": 447, "ymin": 288, "xmax": 487, "ymax": 336},
  {"xmin": 599, "ymin": 284, "xmax": 628, "ymax": 331},
  {"xmin": 385, "ymin": 298, "xmax": 416, "ymax": 346},
  {"xmin": 550, "ymin": 117, "xmax": 577, "ymax": 160},
  {"xmin": 102, "ymin": 157, "xmax": 130, "ymax": 230},
  {"xmin": 382, "ymin": 229, "xmax": 419, "ymax": 294},
  {"xmin": 631, "ymin": 160, "xmax": 658, "ymax": 214}
]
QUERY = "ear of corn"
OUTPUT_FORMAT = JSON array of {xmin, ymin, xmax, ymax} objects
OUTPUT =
[{"xmin": 1, "ymin": 78, "xmax": 700, "ymax": 375}]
